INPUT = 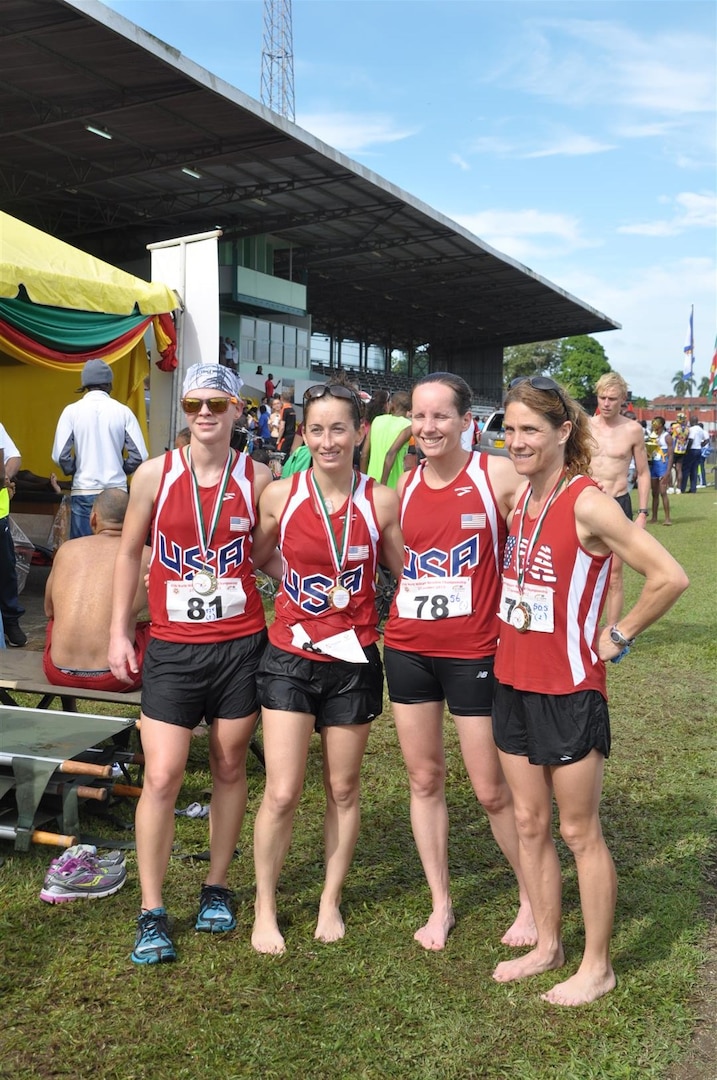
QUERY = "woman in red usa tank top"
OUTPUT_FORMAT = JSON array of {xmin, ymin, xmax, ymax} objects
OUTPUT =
[
  {"xmin": 383, "ymin": 372, "xmax": 535, "ymax": 953},
  {"xmin": 492, "ymin": 376, "xmax": 688, "ymax": 1006},
  {"xmin": 250, "ymin": 381, "xmax": 404, "ymax": 955}
]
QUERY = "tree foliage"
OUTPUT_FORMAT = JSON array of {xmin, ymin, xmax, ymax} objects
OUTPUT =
[
  {"xmin": 502, "ymin": 340, "xmax": 561, "ymax": 385},
  {"xmin": 551, "ymin": 336, "xmax": 612, "ymax": 403},
  {"xmin": 671, "ymin": 370, "xmax": 696, "ymax": 397}
]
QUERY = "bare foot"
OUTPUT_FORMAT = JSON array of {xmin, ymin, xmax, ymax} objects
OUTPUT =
[
  {"xmin": 541, "ymin": 966, "xmax": 616, "ymax": 1006},
  {"xmin": 414, "ymin": 905, "xmax": 456, "ymax": 951},
  {"xmin": 492, "ymin": 945, "xmax": 564, "ymax": 983},
  {"xmin": 648, "ymin": 518, "xmax": 658, "ymax": 524},
  {"xmin": 314, "ymin": 901, "xmax": 345, "ymax": 944},
  {"xmin": 662, "ymin": 520, "xmax": 672, "ymax": 526},
  {"xmin": 251, "ymin": 909, "xmax": 286, "ymax": 954},
  {"xmin": 501, "ymin": 902, "xmax": 538, "ymax": 948}
]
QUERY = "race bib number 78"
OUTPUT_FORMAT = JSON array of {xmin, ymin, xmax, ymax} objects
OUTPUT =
[{"xmin": 395, "ymin": 577, "xmax": 471, "ymax": 620}]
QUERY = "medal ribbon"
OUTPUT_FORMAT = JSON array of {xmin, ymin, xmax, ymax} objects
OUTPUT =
[
  {"xmin": 309, "ymin": 468, "xmax": 357, "ymax": 576},
  {"xmin": 187, "ymin": 449, "xmax": 234, "ymax": 567},
  {"xmin": 515, "ymin": 472, "xmax": 566, "ymax": 594}
]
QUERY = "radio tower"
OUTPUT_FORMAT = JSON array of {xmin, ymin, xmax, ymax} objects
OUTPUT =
[{"xmin": 261, "ymin": 0, "xmax": 295, "ymax": 122}]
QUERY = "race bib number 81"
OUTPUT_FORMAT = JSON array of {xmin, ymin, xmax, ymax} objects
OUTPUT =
[
  {"xmin": 166, "ymin": 580, "xmax": 247, "ymax": 623},
  {"xmin": 395, "ymin": 577, "xmax": 471, "ymax": 620}
]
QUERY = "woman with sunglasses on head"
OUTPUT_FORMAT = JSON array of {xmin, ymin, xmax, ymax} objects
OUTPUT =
[
  {"xmin": 492, "ymin": 377, "xmax": 688, "ymax": 1005},
  {"xmin": 383, "ymin": 372, "xmax": 535, "ymax": 952},
  {"xmin": 109, "ymin": 364, "xmax": 275, "ymax": 965},
  {"xmin": 250, "ymin": 382, "xmax": 405, "ymax": 954}
]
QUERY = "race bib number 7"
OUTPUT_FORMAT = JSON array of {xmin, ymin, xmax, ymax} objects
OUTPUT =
[
  {"xmin": 498, "ymin": 581, "xmax": 554, "ymax": 633},
  {"xmin": 395, "ymin": 577, "xmax": 471, "ymax": 620},
  {"xmin": 165, "ymin": 580, "xmax": 247, "ymax": 623}
]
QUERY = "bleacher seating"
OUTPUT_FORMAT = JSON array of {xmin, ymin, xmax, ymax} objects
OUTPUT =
[{"xmin": 310, "ymin": 362, "xmax": 499, "ymax": 413}]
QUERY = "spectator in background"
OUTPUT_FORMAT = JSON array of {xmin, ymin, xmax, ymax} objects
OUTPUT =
[
  {"xmin": 52, "ymin": 359, "xmax": 148, "ymax": 539},
  {"xmin": 589, "ymin": 371, "xmax": 650, "ymax": 626},
  {"xmin": 0, "ymin": 423, "xmax": 26, "ymax": 647},
  {"xmin": 669, "ymin": 413, "xmax": 689, "ymax": 493},
  {"xmin": 697, "ymin": 424, "xmax": 710, "ymax": 488},
  {"xmin": 361, "ymin": 390, "xmax": 412, "ymax": 488},
  {"xmin": 268, "ymin": 398, "xmax": 282, "ymax": 448},
  {"xmin": 264, "ymin": 372, "xmax": 276, "ymax": 401},
  {"xmin": 680, "ymin": 415, "xmax": 709, "ymax": 494},
  {"xmin": 257, "ymin": 404, "xmax": 271, "ymax": 444},
  {"xmin": 276, "ymin": 389, "xmax": 297, "ymax": 456},
  {"xmin": 647, "ymin": 417, "xmax": 673, "ymax": 526},
  {"xmin": 43, "ymin": 489, "xmax": 150, "ymax": 691}
]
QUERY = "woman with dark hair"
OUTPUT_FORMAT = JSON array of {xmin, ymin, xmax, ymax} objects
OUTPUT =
[
  {"xmin": 491, "ymin": 376, "xmax": 688, "ymax": 1005},
  {"xmin": 383, "ymin": 371, "xmax": 535, "ymax": 952},
  {"xmin": 250, "ymin": 382, "xmax": 405, "ymax": 954}
]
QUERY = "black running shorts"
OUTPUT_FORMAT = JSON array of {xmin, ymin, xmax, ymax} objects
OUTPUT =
[
  {"xmin": 492, "ymin": 682, "xmax": 611, "ymax": 766},
  {"xmin": 384, "ymin": 646, "xmax": 494, "ymax": 717},
  {"xmin": 141, "ymin": 629, "xmax": 267, "ymax": 729},
  {"xmin": 256, "ymin": 641, "xmax": 383, "ymax": 729}
]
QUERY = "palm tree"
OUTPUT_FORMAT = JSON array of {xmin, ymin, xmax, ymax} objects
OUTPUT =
[
  {"xmin": 671, "ymin": 370, "xmax": 695, "ymax": 397},
  {"xmin": 698, "ymin": 375, "xmax": 710, "ymax": 397}
]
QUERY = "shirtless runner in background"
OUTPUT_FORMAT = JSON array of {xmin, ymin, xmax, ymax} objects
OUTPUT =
[
  {"xmin": 44, "ymin": 488, "xmax": 150, "ymax": 690},
  {"xmin": 589, "ymin": 372, "xmax": 650, "ymax": 626}
]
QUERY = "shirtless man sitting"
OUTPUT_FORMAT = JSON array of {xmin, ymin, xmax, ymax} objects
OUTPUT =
[
  {"xmin": 43, "ymin": 488, "xmax": 150, "ymax": 691},
  {"xmin": 589, "ymin": 372, "xmax": 650, "ymax": 625}
]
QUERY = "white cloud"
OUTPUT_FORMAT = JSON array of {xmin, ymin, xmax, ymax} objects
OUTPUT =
[
  {"xmin": 450, "ymin": 153, "xmax": 471, "ymax": 172},
  {"xmin": 296, "ymin": 112, "xmax": 418, "ymax": 154},
  {"xmin": 448, "ymin": 208, "xmax": 598, "ymax": 263},
  {"xmin": 524, "ymin": 134, "xmax": 616, "ymax": 158},
  {"xmin": 544, "ymin": 257, "xmax": 716, "ymax": 398},
  {"xmin": 509, "ymin": 19, "xmax": 716, "ymax": 115},
  {"xmin": 617, "ymin": 191, "xmax": 717, "ymax": 237}
]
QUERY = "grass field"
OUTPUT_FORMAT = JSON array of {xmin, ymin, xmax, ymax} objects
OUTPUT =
[{"xmin": 0, "ymin": 486, "xmax": 715, "ymax": 1079}]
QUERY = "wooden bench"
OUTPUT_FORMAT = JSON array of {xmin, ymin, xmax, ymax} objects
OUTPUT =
[{"xmin": 0, "ymin": 648, "xmax": 141, "ymax": 711}]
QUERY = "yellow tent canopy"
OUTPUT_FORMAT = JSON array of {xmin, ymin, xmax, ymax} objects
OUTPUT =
[
  {"xmin": 0, "ymin": 211, "xmax": 176, "ymax": 315},
  {"xmin": 0, "ymin": 213, "xmax": 176, "ymax": 476}
]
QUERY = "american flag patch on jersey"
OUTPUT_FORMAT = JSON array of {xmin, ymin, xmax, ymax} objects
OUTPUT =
[
  {"xmin": 461, "ymin": 513, "xmax": 486, "ymax": 530},
  {"xmin": 348, "ymin": 545, "xmax": 369, "ymax": 561},
  {"xmin": 230, "ymin": 516, "xmax": 251, "ymax": 533}
]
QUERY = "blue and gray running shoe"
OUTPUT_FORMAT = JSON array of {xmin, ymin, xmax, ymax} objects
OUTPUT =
[
  {"xmin": 132, "ymin": 908, "xmax": 176, "ymax": 965},
  {"xmin": 195, "ymin": 884, "xmax": 237, "ymax": 933}
]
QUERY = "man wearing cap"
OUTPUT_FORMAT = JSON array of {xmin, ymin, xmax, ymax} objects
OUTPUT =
[
  {"xmin": 52, "ymin": 359, "xmax": 148, "ymax": 539},
  {"xmin": 109, "ymin": 363, "xmax": 276, "ymax": 965}
]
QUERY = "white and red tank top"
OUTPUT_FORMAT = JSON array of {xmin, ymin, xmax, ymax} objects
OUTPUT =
[
  {"xmin": 269, "ymin": 469, "xmax": 381, "ymax": 660},
  {"xmin": 494, "ymin": 475, "xmax": 611, "ymax": 697},
  {"xmin": 383, "ymin": 453, "xmax": 506, "ymax": 658},
  {"xmin": 147, "ymin": 448, "xmax": 265, "ymax": 643}
]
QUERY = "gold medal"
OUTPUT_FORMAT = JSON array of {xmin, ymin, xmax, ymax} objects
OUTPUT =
[
  {"xmin": 510, "ymin": 601, "xmax": 532, "ymax": 633},
  {"xmin": 328, "ymin": 585, "xmax": 351, "ymax": 610},
  {"xmin": 192, "ymin": 569, "xmax": 218, "ymax": 596}
]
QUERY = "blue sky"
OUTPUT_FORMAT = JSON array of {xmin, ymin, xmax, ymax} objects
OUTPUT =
[{"xmin": 105, "ymin": 0, "xmax": 716, "ymax": 399}]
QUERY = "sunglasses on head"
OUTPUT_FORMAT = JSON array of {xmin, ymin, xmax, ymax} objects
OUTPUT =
[
  {"xmin": 303, "ymin": 383, "xmax": 361, "ymax": 414},
  {"xmin": 181, "ymin": 396, "xmax": 238, "ymax": 415},
  {"xmin": 509, "ymin": 376, "xmax": 569, "ymax": 417}
]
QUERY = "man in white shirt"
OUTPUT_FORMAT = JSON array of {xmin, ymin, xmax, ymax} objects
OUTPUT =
[
  {"xmin": 52, "ymin": 359, "xmax": 148, "ymax": 539},
  {"xmin": 680, "ymin": 415, "xmax": 710, "ymax": 494},
  {"xmin": 0, "ymin": 422, "xmax": 26, "ymax": 646}
]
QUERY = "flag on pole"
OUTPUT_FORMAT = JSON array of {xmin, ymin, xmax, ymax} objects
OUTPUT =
[
  {"xmin": 683, "ymin": 306, "xmax": 694, "ymax": 377},
  {"xmin": 708, "ymin": 335, "xmax": 717, "ymax": 397}
]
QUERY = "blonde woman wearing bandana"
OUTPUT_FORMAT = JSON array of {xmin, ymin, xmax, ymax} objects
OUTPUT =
[{"xmin": 110, "ymin": 364, "xmax": 277, "ymax": 965}]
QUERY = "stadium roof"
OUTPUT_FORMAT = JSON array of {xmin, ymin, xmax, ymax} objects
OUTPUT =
[{"xmin": 0, "ymin": 0, "xmax": 620, "ymax": 351}]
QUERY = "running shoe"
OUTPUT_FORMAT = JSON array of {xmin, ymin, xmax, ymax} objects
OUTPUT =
[
  {"xmin": 194, "ymin": 884, "xmax": 237, "ymax": 933},
  {"xmin": 132, "ymin": 908, "xmax": 176, "ymax": 965},
  {"xmin": 47, "ymin": 844, "xmax": 126, "ymax": 875},
  {"xmin": 40, "ymin": 855, "xmax": 127, "ymax": 903}
]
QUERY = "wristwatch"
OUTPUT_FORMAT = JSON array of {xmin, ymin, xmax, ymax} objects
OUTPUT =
[
  {"xmin": 609, "ymin": 624, "xmax": 635, "ymax": 648},
  {"xmin": 638, "ymin": 508, "xmax": 649, "ymax": 515}
]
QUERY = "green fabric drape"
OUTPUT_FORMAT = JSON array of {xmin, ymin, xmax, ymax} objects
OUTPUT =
[{"xmin": 0, "ymin": 295, "xmax": 147, "ymax": 350}]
